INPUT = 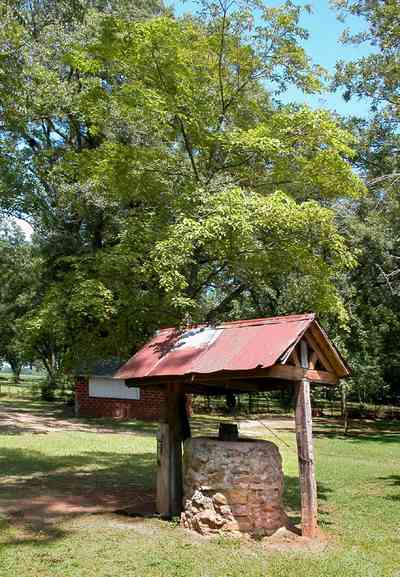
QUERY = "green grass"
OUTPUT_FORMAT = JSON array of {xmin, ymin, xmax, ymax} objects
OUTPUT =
[{"xmin": 0, "ymin": 401, "xmax": 399, "ymax": 576}]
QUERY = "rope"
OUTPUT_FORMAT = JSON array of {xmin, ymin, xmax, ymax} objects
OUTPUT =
[{"xmin": 254, "ymin": 418, "xmax": 297, "ymax": 452}]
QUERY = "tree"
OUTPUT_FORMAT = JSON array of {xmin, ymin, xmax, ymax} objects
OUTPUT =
[
  {"xmin": 1, "ymin": 0, "xmax": 365, "ymax": 369},
  {"xmin": 0, "ymin": 220, "xmax": 37, "ymax": 382},
  {"xmin": 333, "ymin": 121, "xmax": 400, "ymax": 404},
  {"xmin": 333, "ymin": 0, "xmax": 400, "ymax": 123},
  {"xmin": 331, "ymin": 1, "xmax": 400, "ymax": 404},
  {"xmin": 0, "ymin": 0, "xmax": 166, "ymax": 372},
  {"xmin": 66, "ymin": 3, "xmax": 363, "ymax": 326}
]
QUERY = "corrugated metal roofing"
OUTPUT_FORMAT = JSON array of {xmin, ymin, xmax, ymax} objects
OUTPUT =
[{"xmin": 114, "ymin": 313, "xmax": 325, "ymax": 381}]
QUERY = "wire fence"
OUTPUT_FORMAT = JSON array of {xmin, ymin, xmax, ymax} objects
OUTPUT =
[{"xmin": 192, "ymin": 391, "xmax": 400, "ymax": 420}]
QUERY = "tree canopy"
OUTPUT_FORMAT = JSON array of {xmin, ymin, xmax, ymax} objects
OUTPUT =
[{"xmin": 1, "ymin": 0, "xmax": 399, "ymax": 405}]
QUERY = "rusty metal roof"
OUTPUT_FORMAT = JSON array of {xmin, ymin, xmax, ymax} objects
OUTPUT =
[{"xmin": 114, "ymin": 313, "xmax": 341, "ymax": 382}]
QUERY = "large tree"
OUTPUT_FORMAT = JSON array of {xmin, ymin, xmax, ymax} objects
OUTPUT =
[
  {"xmin": 0, "ymin": 0, "xmax": 166, "ymax": 373},
  {"xmin": 331, "ymin": 0, "xmax": 400, "ymax": 403},
  {"xmin": 1, "ymin": 0, "xmax": 365, "ymax": 371}
]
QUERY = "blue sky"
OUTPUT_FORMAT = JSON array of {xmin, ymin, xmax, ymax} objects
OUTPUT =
[{"xmin": 168, "ymin": 0, "xmax": 373, "ymax": 116}]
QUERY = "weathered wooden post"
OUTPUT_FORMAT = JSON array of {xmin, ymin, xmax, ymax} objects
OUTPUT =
[
  {"xmin": 295, "ymin": 340, "xmax": 318, "ymax": 538},
  {"xmin": 156, "ymin": 422, "xmax": 170, "ymax": 516},
  {"xmin": 156, "ymin": 383, "xmax": 188, "ymax": 518}
]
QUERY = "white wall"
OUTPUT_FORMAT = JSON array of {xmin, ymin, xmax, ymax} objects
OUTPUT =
[{"xmin": 88, "ymin": 377, "xmax": 140, "ymax": 400}]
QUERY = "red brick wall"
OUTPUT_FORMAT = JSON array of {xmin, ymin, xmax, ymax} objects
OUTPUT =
[{"xmin": 75, "ymin": 377, "xmax": 167, "ymax": 421}]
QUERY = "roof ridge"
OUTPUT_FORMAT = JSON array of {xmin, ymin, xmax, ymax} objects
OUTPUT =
[{"xmin": 155, "ymin": 313, "xmax": 316, "ymax": 333}]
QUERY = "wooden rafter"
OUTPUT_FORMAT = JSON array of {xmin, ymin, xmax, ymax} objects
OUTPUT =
[
  {"xmin": 308, "ymin": 350, "xmax": 319, "ymax": 370},
  {"xmin": 289, "ymin": 347, "xmax": 301, "ymax": 367},
  {"xmin": 309, "ymin": 323, "xmax": 348, "ymax": 376},
  {"xmin": 304, "ymin": 332, "xmax": 334, "ymax": 372},
  {"xmin": 264, "ymin": 364, "xmax": 338, "ymax": 385}
]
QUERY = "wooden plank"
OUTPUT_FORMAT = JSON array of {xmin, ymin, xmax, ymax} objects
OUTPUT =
[
  {"xmin": 290, "ymin": 347, "xmax": 301, "ymax": 367},
  {"xmin": 305, "ymin": 369, "xmax": 338, "ymax": 385},
  {"xmin": 309, "ymin": 323, "xmax": 349, "ymax": 377},
  {"xmin": 263, "ymin": 364, "xmax": 338, "ymax": 385},
  {"xmin": 131, "ymin": 366, "xmax": 338, "ymax": 387},
  {"xmin": 309, "ymin": 351, "xmax": 318, "ymax": 370},
  {"xmin": 300, "ymin": 340, "xmax": 308, "ymax": 369},
  {"xmin": 156, "ymin": 423, "xmax": 170, "ymax": 517},
  {"xmin": 305, "ymin": 332, "xmax": 334, "ymax": 372},
  {"xmin": 167, "ymin": 382, "xmax": 184, "ymax": 517},
  {"xmin": 295, "ymin": 378, "xmax": 318, "ymax": 538}
]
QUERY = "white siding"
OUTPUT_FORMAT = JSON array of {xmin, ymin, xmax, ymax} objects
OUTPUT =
[{"xmin": 88, "ymin": 377, "xmax": 140, "ymax": 400}]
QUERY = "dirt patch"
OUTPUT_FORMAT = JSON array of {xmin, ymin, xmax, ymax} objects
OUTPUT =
[
  {"xmin": 0, "ymin": 402, "xmax": 152, "ymax": 435},
  {"xmin": 260, "ymin": 526, "xmax": 331, "ymax": 553},
  {"xmin": 2, "ymin": 487, "xmax": 156, "ymax": 542}
]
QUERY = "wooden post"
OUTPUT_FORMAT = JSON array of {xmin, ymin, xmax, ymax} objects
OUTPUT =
[
  {"xmin": 168, "ymin": 382, "xmax": 184, "ymax": 516},
  {"xmin": 341, "ymin": 382, "xmax": 349, "ymax": 435},
  {"xmin": 156, "ymin": 423, "xmax": 170, "ymax": 517},
  {"xmin": 156, "ymin": 383, "xmax": 184, "ymax": 518},
  {"xmin": 295, "ymin": 340, "xmax": 318, "ymax": 538}
]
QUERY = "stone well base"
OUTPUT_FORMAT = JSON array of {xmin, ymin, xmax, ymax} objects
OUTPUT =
[{"xmin": 180, "ymin": 437, "xmax": 288, "ymax": 537}]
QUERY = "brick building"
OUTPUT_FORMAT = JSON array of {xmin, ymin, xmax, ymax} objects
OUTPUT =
[{"xmin": 74, "ymin": 359, "xmax": 167, "ymax": 421}]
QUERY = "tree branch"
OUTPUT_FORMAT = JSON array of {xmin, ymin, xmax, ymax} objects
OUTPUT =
[
  {"xmin": 206, "ymin": 283, "xmax": 246, "ymax": 322},
  {"xmin": 176, "ymin": 116, "xmax": 200, "ymax": 182}
]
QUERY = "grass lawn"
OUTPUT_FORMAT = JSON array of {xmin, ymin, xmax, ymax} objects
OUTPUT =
[{"xmin": 0, "ymin": 399, "xmax": 399, "ymax": 577}]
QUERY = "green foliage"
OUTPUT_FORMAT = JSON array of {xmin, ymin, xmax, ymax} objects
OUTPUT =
[
  {"xmin": 327, "ymin": 0, "xmax": 400, "ymax": 403},
  {"xmin": 333, "ymin": 0, "xmax": 400, "ymax": 121},
  {"xmin": 0, "ymin": 0, "xmax": 366, "ymax": 374},
  {"xmin": 60, "ymin": 5, "xmax": 363, "ymax": 331},
  {"xmin": 0, "ymin": 220, "xmax": 38, "ymax": 382},
  {"xmin": 153, "ymin": 188, "xmax": 355, "ymax": 321}
]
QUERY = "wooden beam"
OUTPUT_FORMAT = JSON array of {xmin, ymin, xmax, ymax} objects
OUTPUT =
[
  {"xmin": 263, "ymin": 364, "xmax": 338, "ymax": 385},
  {"xmin": 309, "ymin": 323, "xmax": 349, "ymax": 377},
  {"xmin": 156, "ymin": 423, "xmax": 170, "ymax": 517},
  {"xmin": 127, "ymin": 365, "xmax": 338, "ymax": 390},
  {"xmin": 156, "ymin": 383, "xmax": 184, "ymax": 518},
  {"xmin": 157, "ymin": 389, "xmax": 191, "ymax": 517},
  {"xmin": 309, "ymin": 351, "xmax": 318, "ymax": 370},
  {"xmin": 290, "ymin": 347, "xmax": 301, "ymax": 367},
  {"xmin": 300, "ymin": 339, "xmax": 308, "ymax": 368},
  {"xmin": 295, "ymin": 340, "xmax": 318, "ymax": 538},
  {"xmin": 179, "ymin": 393, "xmax": 191, "ymax": 441},
  {"xmin": 305, "ymin": 332, "xmax": 334, "ymax": 372}
]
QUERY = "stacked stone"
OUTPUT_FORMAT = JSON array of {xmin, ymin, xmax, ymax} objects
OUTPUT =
[
  {"xmin": 180, "ymin": 437, "xmax": 288, "ymax": 537},
  {"xmin": 181, "ymin": 490, "xmax": 240, "ymax": 535}
]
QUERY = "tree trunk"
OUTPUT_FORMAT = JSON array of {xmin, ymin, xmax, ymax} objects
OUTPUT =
[
  {"xmin": 41, "ymin": 352, "xmax": 59, "ymax": 401},
  {"xmin": 8, "ymin": 358, "xmax": 22, "ymax": 384}
]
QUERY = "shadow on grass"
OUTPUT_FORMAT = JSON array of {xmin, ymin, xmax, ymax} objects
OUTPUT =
[
  {"xmin": 377, "ymin": 475, "xmax": 400, "ymax": 501},
  {"xmin": 283, "ymin": 475, "xmax": 333, "ymax": 525},
  {"xmin": 0, "ymin": 446, "xmax": 157, "ymax": 546},
  {"xmin": 313, "ymin": 430, "xmax": 400, "ymax": 444},
  {"xmin": 76, "ymin": 416, "xmax": 159, "ymax": 436},
  {"xmin": 299, "ymin": 415, "xmax": 400, "ymax": 444},
  {"xmin": 0, "ymin": 446, "xmax": 335, "ymax": 545},
  {"xmin": 0, "ymin": 398, "xmax": 70, "ymax": 415}
]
